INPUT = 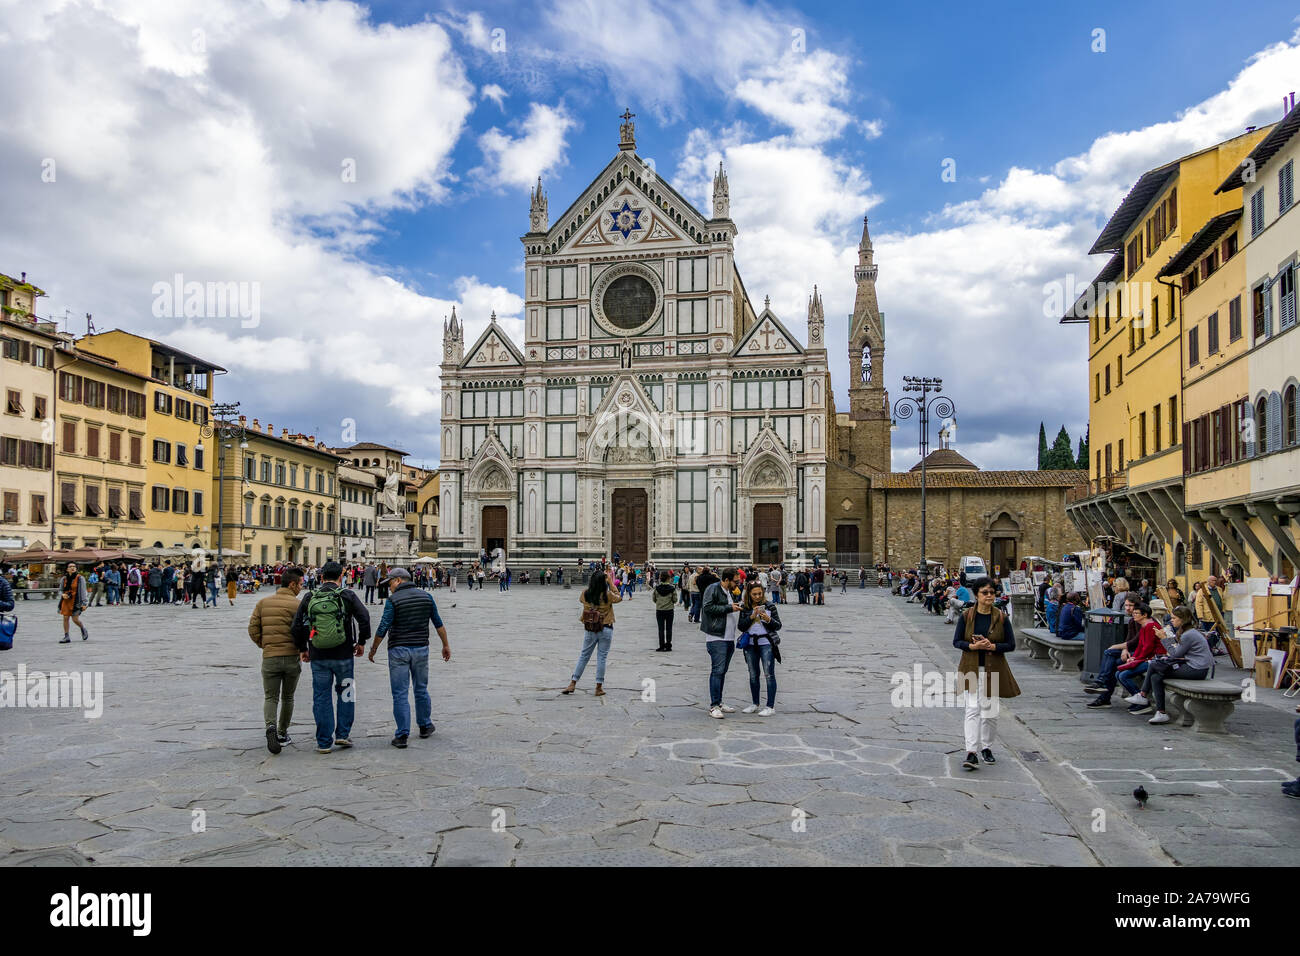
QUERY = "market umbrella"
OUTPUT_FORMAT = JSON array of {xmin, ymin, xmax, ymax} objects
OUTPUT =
[{"xmin": 1, "ymin": 547, "xmax": 59, "ymax": 564}]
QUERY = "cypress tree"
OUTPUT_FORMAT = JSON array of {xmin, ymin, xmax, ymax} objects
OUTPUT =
[
  {"xmin": 1044, "ymin": 426, "xmax": 1073, "ymax": 469},
  {"xmin": 1037, "ymin": 422, "xmax": 1048, "ymax": 469},
  {"xmin": 1076, "ymin": 427, "xmax": 1089, "ymax": 470}
]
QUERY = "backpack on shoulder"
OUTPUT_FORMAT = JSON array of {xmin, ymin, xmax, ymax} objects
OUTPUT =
[{"xmin": 306, "ymin": 589, "xmax": 348, "ymax": 649}]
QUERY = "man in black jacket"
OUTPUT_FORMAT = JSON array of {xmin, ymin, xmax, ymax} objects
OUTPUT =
[
  {"xmin": 369, "ymin": 568, "xmax": 451, "ymax": 749},
  {"xmin": 700, "ymin": 569, "xmax": 740, "ymax": 719},
  {"xmin": 292, "ymin": 561, "xmax": 371, "ymax": 754}
]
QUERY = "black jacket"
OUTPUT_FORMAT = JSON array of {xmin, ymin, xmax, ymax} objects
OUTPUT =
[
  {"xmin": 0, "ymin": 574, "xmax": 12, "ymax": 613},
  {"xmin": 699, "ymin": 582, "xmax": 734, "ymax": 637},
  {"xmin": 291, "ymin": 582, "xmax": 372, "ymax": 660}
]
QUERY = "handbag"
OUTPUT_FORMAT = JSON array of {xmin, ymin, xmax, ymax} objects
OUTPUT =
[{"xmin": 0, "ymin": 612, "xmax": 16, "ymax": 650}]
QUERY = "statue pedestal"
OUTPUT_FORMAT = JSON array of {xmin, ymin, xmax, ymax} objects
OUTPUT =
[{"xmin": 372, "ymin": 513, "xmax": 411, "ymax": 564}]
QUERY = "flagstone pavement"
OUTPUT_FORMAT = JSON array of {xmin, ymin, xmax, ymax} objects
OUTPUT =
[{"xmin": 1, "ymin": 582, "xmax": 1296, "ymax": 866}]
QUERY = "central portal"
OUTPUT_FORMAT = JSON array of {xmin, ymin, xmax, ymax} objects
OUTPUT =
[
  {"xmin": 753, "ymin": 503, "xmax": 783, "ymax": 565},
  {"xmin": 611, "ymin": 488, "xmax": 648, "ymax": 563}
]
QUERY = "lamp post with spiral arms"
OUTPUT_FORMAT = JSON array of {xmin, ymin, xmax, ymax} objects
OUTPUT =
[
  {"xmin": 197, "ymin": 402, "xmax": 247, "ymax": 574},
  {"xmin": 892, "ymin": 377, "xmax": 955, "ymax": 576}
]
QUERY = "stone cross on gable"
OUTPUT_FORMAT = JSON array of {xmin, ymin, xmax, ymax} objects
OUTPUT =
[
  {"xmin": 484, "ymin": 336, "xmax": 500, "ymax": 362},
  {"xmin": 759, "ymin": 322, "xmax": 774, "ymax": 349}
]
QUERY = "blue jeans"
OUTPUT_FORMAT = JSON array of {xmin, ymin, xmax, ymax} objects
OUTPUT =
[
  {"xmin": 208, "ymin": 580, "xmax": 220, "ymax": 605},
  {"xmin": 743, "ymin": 642, "xmax": 776, "ymax": 708},
  {"xmin": 1117, "ymin": 661, "xmax": 1150, "ymax": 697},
  {"xmin": 387, "ymin": 645, "xmax": 431, "ymax": 738},
  {"xmin": 312, "ymin": 657, "xmax": 355, "ymax": 748},
  {"xmin": 572, "ymin": 626, "xmax": 613, "ymax": 683},
  {"xmin": 1096, "ymin": 646, "xmax": 1122, "ymax": 693},
  {"xmin": 690, "ymin": 593, "xmax": 702, "ymax": 621},
  {"xmin": 707, "ymin": 640, "xmax": 735, "ymax": 707},
  {"xmin": 106, "ymin": 584, "xmax": 119, "ymax": 604}
]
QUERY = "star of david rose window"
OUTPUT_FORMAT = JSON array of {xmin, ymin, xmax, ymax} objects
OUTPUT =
[
  {"xmin": 608, "ymin": 200, "xmax": 644, "ymax": 240},
  {"xmin": 591, "ymin": 262, "xmax": 662, "ymax": 336}
]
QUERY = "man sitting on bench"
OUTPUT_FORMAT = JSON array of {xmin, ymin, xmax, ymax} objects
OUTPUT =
[
  {"xmin": 1124, "ymin": 605, "xmax": 1212, "ymax": 724},
  {"xmin": 1057, "ymin": 591, "xmax": 1086, "ymax": 640}
]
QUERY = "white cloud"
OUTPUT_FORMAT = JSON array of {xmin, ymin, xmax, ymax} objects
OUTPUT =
[
  {"xmin": 0, "ymin": 0, "xmax": 478, "ymax": 462},
  {"xmin": 481, "ymin": 83, "xmax": 507, "ymax": 109},
  {"xmin": 733, "ymin": 50, "xmax": 853, "ymax": 144},
  {"xmin": 477, "ymin": 102, "xmax": 576, "ymax": 190}
]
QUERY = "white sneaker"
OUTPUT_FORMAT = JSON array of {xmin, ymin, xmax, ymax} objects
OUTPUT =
[
  {"xmin": 758, "ymin": 707, "xmax": 775, "ymax": 717},
  {"xmin": 1147, "ymin": 712, "xmax": 1171, "ymax": 724},
  {"xmin": 719, "ymin": 704, "xmax": 736, "ymax": 713},
  {"xmin": 742, "ymin": 704, "xmax": 759, "ymax": 714},
  {"xmin": 1123, "ymin": 693, "xmax": 1148, "ymax": 705},
  {"xmin": 709, "ymin": 706, "xmax": 724, "ymax": 719}
]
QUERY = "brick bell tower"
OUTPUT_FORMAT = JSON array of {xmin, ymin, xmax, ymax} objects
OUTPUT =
[{"xmin": 847, "ymin": 215, "xmax": 891, "ymax": 473}]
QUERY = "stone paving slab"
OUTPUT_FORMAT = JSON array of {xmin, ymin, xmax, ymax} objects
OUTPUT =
[{"xmin": 0, "ymin": 584, "xmax": 1293, "ymax": 865}]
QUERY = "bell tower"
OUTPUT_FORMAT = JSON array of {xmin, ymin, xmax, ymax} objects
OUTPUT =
[{"xmin": 847, "ymin": 215, "xmax": 890, "ymax": 472}]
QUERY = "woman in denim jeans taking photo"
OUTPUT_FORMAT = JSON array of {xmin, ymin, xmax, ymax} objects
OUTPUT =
[
  {"xmin": 563, "ymin": 571, "xmax": 621, "ymax": 698},
  {"xmin": 738, "ymin": 582, "xmax": 782, "ymax": 716}
]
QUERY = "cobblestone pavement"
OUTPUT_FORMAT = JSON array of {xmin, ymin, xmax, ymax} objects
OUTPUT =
[{"xmin": 1, "ymin": 584, "xmax": 1295, "ymax": 866}]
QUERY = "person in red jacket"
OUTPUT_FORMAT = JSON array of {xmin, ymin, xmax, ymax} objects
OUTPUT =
[{"xmin": 1116, "ymin": 602, "xmax": 1163, "ymax": 712}]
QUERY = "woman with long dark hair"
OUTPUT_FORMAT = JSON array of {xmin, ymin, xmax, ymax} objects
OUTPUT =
[
  {"xmin": 738, "ymin": 581, "xmax": 782, "ymax": 715},
  {"xmin": 563, "ymin": 571, "xmax": 622, "ymax": 697},
  {"xmin": 952, "ymin": 577, "xmax": 1019, "ymax": 770},
  {"xmin": 58, "ymin": 562, "xmax": 89, "ymax": 643}
]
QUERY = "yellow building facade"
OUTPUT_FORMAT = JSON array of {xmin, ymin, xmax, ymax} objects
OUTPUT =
[
  {"xmin": 1064, "ymin": 129, "xmax": 1268, "ymax": 589},
  {"xmin": 78, "ymin": 330, "xmax": 224, "ymax": 548},
  {"xmin": 52, "ymin": 345, "xmax": 150, "ymax": 550},
  {"xmin": 1, "ymin": 273, "xmax": 57, "ymax": 551},
  {"xmin": 227, "ymin": 416, "xmax": 342, "ymax": 567}
]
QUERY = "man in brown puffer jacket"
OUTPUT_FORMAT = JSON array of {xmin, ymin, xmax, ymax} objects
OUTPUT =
[{"xmin": 248, "ymin": 566, "xmax": 304, "ymax": 754}]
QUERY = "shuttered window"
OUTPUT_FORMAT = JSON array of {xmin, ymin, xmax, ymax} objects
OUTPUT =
[
  {"xmin": 85, "ymin": 485, "xmax": 103, "ymax": 517},
  {"xmin": 128, "ymin": 490, "xmax": 144, "ymax": 520},
  {"xmin": 60, "ymin": 482, "xmax": 78, "ymax": 515},
  {"xmin": 62, "ymin": 421, "xmax": 76, "ymax": 454},
  {"xmin": 1279, "ymin": 160, "xmax": 1294, "ymax": 213},
  {"xmin": 1251, "ymin": 189, "xmax": 1265, "ymax": 236},
  {"xmin": 107, "ymin": 487, "xmax": 123, "ymax": 518},
  {"xmin": 1279, "ymin": 265, "xmax": 1296, "ymax": 330}
]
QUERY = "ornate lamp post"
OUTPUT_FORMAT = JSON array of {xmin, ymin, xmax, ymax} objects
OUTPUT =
[
  {"xmin": 197, "ymin": 402, "xmax": 247, "ymax": 574},
  {"xmin": 892, "ymin": 377, "xmax": 955, "ymax": 575}
]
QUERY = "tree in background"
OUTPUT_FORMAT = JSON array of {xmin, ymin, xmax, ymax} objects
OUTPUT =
[
  {"xmin": 1076, "ymin": 427, "xmax": 1089, "ymax": 470},
  {"xmin": 1043, "ymin": 426, "xmax": 1074, "ymax": 469},
  {"xmin": 1037, "ymin": 422, "xmax": 1049, "ymax": 469}
]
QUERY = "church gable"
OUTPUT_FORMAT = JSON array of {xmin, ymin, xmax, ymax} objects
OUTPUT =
[
  {"xmin": 467, "ymin": 431, "xmax": 514, "ymax": 492},
  {"xmin": 543, "ymin": 154, "xmax": 711, "ymax": 255},
  {"xmin": 733, "ymin": 308, "xmax": 804, "ymax": 357},
  {"xmin": 461, "ymin": 319, "xmax": 524, "ymax": 370}
]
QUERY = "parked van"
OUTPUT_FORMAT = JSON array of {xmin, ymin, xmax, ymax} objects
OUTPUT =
[{"xmin": 958, "ymin": 556, "xmax": 987, "ymax": 579}]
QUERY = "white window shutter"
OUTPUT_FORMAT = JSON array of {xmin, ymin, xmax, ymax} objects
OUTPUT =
[{"xmin": 1267, "ymin": 391, "xmax": 1283, "ymax": 453}]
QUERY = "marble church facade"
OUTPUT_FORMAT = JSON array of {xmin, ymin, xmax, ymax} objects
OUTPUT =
[{"xmin": 436, "ymin": 114, "xmax": 855, "ymax": 568}]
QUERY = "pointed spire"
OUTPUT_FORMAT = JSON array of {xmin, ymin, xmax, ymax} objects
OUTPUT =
[
  {"xmin": 529, "ymin": 177, "xmax": 549, "ymax": 233},
  {"xmin": 711, "ymin": 159, "xmax": 731, "ymax": 220},
  {"xmin": 808, "ymin": 285, "xmax": 824, "ymax": 321},
  {"xmin": 859, "ymin": 215, "xmax": 872, "ymax": 253},
  {"xmin": 449, "ymin": 305, "xmax": 460, "ymax": 336},
  {"xmin": 855, "ymin": 214, "xmax": 878, "ymax": 283}
]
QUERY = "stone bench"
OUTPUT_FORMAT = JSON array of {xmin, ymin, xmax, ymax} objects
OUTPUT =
[
  {"xmin": 18, "ymin": 588, "xmax": 59, "ymax": 600},
  {"xmin": 1164, "ymin": 679, "xmax": 1243, "ymax": 735},
  {"xmin": 1020, "ymin": 627, "xmax": 1085, "ymax": 672}
]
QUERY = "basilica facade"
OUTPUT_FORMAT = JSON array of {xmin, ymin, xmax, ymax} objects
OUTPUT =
[{"xmin": 435, "ymin": 113, "xmax": 880, "ymax": 568}]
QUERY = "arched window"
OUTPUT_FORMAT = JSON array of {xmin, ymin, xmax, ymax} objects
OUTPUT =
[
  {"xmin": 1256, "ymin": 397, "xmax": 1268, "ymax": 454},
  {"xmin": 1285, "ymin": 384, "xmax": 1297, "ymax": 446},
  {"xmin": 1174, "ymin": 542, "xmax": 1186, "ymax": 575}
]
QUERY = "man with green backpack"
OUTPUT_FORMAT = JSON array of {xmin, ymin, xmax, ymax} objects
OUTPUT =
[{"xmin": 291, "ymin": 561, "xmax": 371, "ymax": 754}]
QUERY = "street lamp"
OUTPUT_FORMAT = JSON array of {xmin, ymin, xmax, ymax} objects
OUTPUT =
[
  {"xmin": 892, "ymin": 376, "xmax": 956, "ymax": 576},
  {"xmin": 199, "ymin": 401, "xmax": 247, "ymax": 574}
]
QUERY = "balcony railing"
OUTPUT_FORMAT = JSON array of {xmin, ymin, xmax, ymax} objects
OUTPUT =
[{"xmin": 1066, "ymin": 474, "xmax": 1128, "ymax": 503}]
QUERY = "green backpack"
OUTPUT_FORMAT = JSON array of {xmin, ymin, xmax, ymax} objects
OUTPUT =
[{"xmin": 306, "ymin": 589, "xmax": 347, "ymax": 649}]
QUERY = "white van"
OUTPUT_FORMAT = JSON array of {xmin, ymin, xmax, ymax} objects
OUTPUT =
[{"xmin": 958, "ymin": 556, "xmax": 987, "ymax": 580}]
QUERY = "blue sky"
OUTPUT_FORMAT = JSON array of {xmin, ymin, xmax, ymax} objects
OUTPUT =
[{"xmin": 3, "ymin": 0, "xmax": 1299, "ymax": 469}]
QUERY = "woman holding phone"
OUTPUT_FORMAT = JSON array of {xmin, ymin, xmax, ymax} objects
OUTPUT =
[
  {"xmin": 738, "ymin": 582, "xmax": 782, "ymax": 716},
  {"xmin": 952, "ymin": 577, "xmax": 1019, "ymax": 770}
]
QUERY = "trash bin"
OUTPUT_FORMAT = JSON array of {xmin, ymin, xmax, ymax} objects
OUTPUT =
[{"xmin": 1083, "ymin": 608, "xmax": 1126, "ymax": 685}]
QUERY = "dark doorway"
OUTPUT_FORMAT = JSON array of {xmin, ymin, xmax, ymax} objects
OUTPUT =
[
  {"xmin": 611, "ymin": 488, "xmax": 648, "ymax": 563},
  {"xmin": 835, "ymin": 524, "xmax": 859, "ymax": 562},
  {"xmin": 482, "ymin": 505, "xmax": 508, "ymax": 554},
  {"xmin": 990, "ymin": 537, "xmax": 1017, "ymax": 576},
  {"xmin": 754, "ymin": 503, "xmax": 783, "ymax": 564}
]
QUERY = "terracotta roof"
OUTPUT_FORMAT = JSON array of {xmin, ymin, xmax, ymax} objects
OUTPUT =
[
  {"xmin": 1218, "ymin": 114, "xmax": 1295, "ymax": 193},
  {"xmin": 877, "ymin": 469, "xmax": 1087, "ymax": 490},
  {"xmin": 909, "ymin": 448, "xmax": 978, "ymax": 472},
  {"xmin": 1090, "ymin": 162, "xmax": 1179, "ymax": 254},
  {"xmin": 1156, "ymin": 209, "xmax": 1241, "ymax": 279}
]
